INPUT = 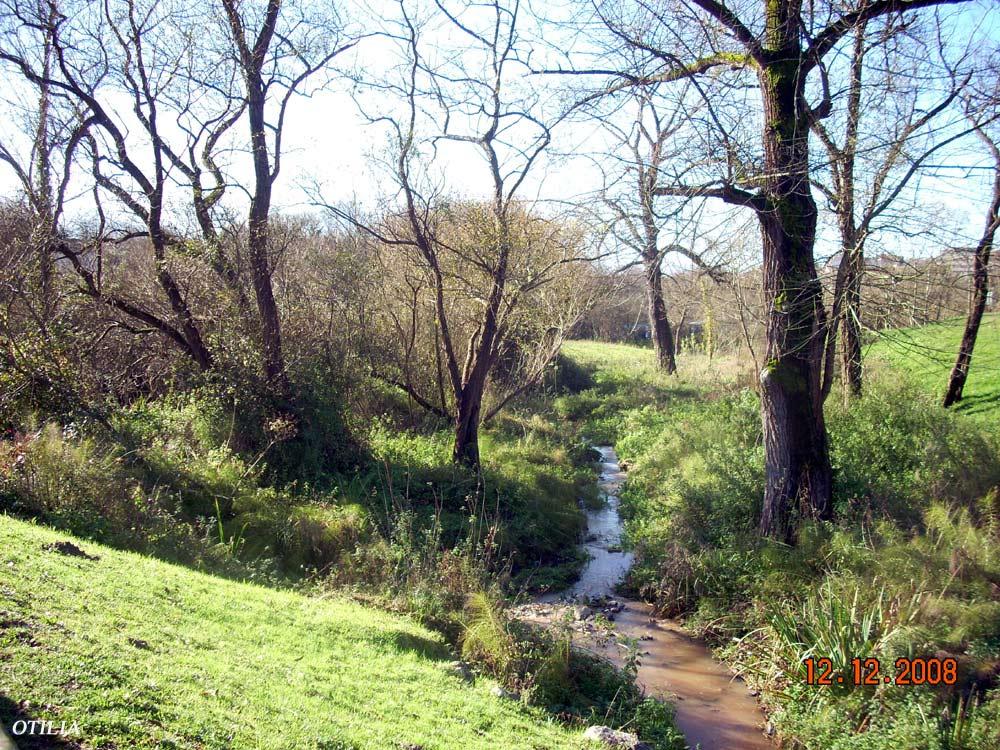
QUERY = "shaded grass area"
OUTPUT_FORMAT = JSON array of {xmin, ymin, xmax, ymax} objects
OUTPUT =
[
  {"xmin": 0, "ymin": 515, "xmax": 589, "ymax": 750},
  {"xmin": 0, "ymin": 379, "xmax": 591, "ymax": 597},
  {"xmin": 868, "ymin": 313, "xmax": 1000, "ymax": 417}
]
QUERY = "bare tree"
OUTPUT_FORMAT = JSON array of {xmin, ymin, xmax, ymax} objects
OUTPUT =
[
  {"xmin": 548, "ymin": 0, "xmax": 979, "ymax": 540},
  {"xmin": 944, "ymin": 75, "xmax": 1000, "ymax": 407},
  {"xmin": 0, "ymin": 0, "xmax": 354, "ymax": 395},
  {"xmin": 217, "ymin": 0, "xmax": 354, "ymax": 397},
  {"xmin": 599, "ymin": 84, "xmax": 727, "ymax": 373},
  {"xmin": 0, "ymin": 0, "xmax": 219, "ymax": 369},
  {"xmin": 811, "ymin": 14, "xmax": 976, "ymax": 401},
  {"xmin": 327, "ymin": 0, "xmax": 585, "ymax": 467},
  {"xmin": 0, "ymin": 0, "xmax": 68, "ymax": 322}
]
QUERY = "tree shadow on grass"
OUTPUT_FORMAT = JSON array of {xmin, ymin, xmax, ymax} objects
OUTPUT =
[
  {"xmin": 385, "ymin": 630, "xmax": 452, "ymax": 661},
  {"xmin": 0, "ymin": 693, "xmax": 82, "ymax": 750},
  {"xmin": 953, "ymin": 390, "xmax": 1000, "ymax": 416}
]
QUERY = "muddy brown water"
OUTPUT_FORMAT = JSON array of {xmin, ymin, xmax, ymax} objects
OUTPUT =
[{"xmin": 537, "ymin": 446, "xmax": 773, "ymax": 750}]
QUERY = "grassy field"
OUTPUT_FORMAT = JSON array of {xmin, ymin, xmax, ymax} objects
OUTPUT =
[
  {"xmin": 561, "ymin": 341, "xmax": 748, "ymax": 390},
  {"xmin": 867, "ymin": 312, "xmax": 1000, "ymax": 416},
  {"xmin": 0, "ymin": 515, "xmax": 589, "ymax": 750}
]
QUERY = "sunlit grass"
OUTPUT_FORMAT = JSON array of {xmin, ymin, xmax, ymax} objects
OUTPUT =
[
  {"xmin": 0, "ymin": 516, "xmax": 587, "ymax": 750},
  {"xmin": 562, "ymin": 340, "xmax": 751, "ymax": 391},
  {"xmin": 867, "ymin": 312, "xmax": 1000, "ymax": 417}
]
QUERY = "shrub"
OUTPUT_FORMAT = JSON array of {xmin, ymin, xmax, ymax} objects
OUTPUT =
[
  {"xmin": 0, "ymin": 422, "xmax": 133, "ymax": 537},
  {"xmin": 457, "ymin": 592, "xmax": 685, "ymax": 750},
  {"xmin": 828, "ymin": 381, "xmax": 1000, "ymax": 527},
  {"xmin": 0, "ymin": 420, "xmax": 277, "ymax": 580},
  {"xmin": 282, "ymin": 502, "xmax": 372, "ymax": 573}
]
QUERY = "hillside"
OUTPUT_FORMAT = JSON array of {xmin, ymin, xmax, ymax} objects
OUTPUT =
[
  {"xmin": 868, "ymin": 313, "xmax": 1000, "ymax": 416},
  {"xmin": 0, "ymin": 516, "xmax": 587, "ymax": 750}
]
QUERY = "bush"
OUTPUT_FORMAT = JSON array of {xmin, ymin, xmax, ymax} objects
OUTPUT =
[
  {"xmin": 0, "ymin": 420, "xmax": 275, "ymax": 580},
  {"xmin": 457, "ymin": 591, "xmax": 685, "ymax": 750},
  {"xmin": 282, "ymin": 502, "xmax": 372, "ymax": 573},
  {"xmin": 828, "ymin": 382, "xmax": 1000, "ymax": 527}
]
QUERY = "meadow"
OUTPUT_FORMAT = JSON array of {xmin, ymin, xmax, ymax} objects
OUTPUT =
[
  {"xmin": 0, "ymin": 516, "xmax": 587, "ymax": 750},
  {"xmin": 868, "ymin": 313, "xmax": 1000, "ymax": 417}
]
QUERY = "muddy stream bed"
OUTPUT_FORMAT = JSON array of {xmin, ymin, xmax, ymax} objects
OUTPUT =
[{"xmin": 514, "ymin": 447, "xmax": 773, "ymax": 750}]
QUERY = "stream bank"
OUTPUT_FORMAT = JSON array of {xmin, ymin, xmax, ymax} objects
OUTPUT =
[{"xmin": 515, "ymin": 447, "xmax": 773, "ymax": 750}]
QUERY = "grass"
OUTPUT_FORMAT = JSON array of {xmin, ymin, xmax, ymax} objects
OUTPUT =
[
  {"xmin": 0, "ymin": 515, "xmax": 591, "ymax": 750},
  {"xmin": 561, "ymin": 341, "xmax": 749, "ymax": 392},
  {"xmin": 555, "ymin": 341, "xmax": 749, "ymax": 446},
  {"xmin": 867, "ymin": 312, "xmax": 1000, "ymax": 417},
  {"xmin": 553, "ymin": 337, "xmax": 1000, "ymax": 750}
]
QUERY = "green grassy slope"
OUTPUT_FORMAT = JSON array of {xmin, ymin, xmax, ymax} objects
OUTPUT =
[
  {"xmin": 0, "ymin": 516, "xmax": 586, "ymax": 750},
  {"xmin": 867, "ymin": 312, "xmax": 1000, "ymax": 416}
]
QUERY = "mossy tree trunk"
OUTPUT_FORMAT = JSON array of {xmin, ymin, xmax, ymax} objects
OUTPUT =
[{"xmin": 756, "ymin": 5, "xmax": 833, "ymax": 540}]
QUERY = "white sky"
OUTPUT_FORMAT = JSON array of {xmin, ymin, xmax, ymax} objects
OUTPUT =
[{"xmin": 0, "ymin": 0, "xmax": 997, "ymax": 269}]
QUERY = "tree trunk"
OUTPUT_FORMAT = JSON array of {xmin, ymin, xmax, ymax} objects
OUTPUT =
[
  {"xmin": 246, "ymin": 76, "xmax": 290, "ymax": 396},
  {"xmin": 151, "ymin": 229, "xmax": 214, "ymax": 372},
  {"xmin": 758, "ymin": 214, "xmax": 833, "ymax": 540},
  {"xmin": 756, "ymin": 53, "xmax": 833, "ymax": 541},
  {"xmin": 223, "ymin": 0, "xmax": 291, "ymax": 397},
  {"xmin": 644, "ymin": 259, "xmax": 677, "ymax": 373},
  {"xmin": 943, "ymin": 158, "xmax": 1000, "ymax": 407},
  {"xmin": 453, "ymin": 387, "xmax": 483, "ymax": 467},
  {"xmin": 840, "ymin": 247, "xmax": 863, "ymax": 399},
  {"xmin": 34, "ymin": 25, "xmax": 55, "ymax": 320}
]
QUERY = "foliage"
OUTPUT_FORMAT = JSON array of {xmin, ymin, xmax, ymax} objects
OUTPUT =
[{"xmin": 555, "ymin": 339, "xmax": 1000, "ymax": 750}]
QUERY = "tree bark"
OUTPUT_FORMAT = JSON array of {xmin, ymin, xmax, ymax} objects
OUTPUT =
[
  {"xmin": 246, "ymin": 80, "xmax": 289, "ymax": 393},
  {"xmin": 644, "ymin": 258, "xmax": 677, "ymax": 373},
  {"xmin": 944, "ymin": 142, "xmax": 1000, "ymax": 407},
  {"xmin": 224, "ymin": 0, "xmax": 290, "ymax": 397},
  {"xmin": 756, "ymin": 41, "xmax": 833, "ymax": 541},
  {"xmin": 451, "ymin": 236, "xmax": 508, "ymax": 467},
  {"xmin": 453, "ymin": 386, "xmax": 484, "ymax": 467},
  {"xmin": 822, "ymin": 242, "xmax": 864, "ymax": 403},
  {"xmin": 841, "ymin": 249, "xmax": 864, "ymax": 399}
]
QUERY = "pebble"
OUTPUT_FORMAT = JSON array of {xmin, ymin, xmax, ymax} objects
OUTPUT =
[{"xmin": 491, "ymin": 686, "xmax": 519, "ymax": 701}]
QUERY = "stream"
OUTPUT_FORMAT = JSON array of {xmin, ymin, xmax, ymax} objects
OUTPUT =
[{"xmin": 524, "ymin": 446, "xmax": 773, "ymax": 750}]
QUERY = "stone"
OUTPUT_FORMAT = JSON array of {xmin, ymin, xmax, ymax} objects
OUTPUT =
[
  {"xmin": 574, "ymin": 606, "xmax": 594, "ymax": 620},
  {"xmin": 491, "ymin": 685, "xmax": 519, "ymax": 701},
  {"xmin": 582, "ymin": 725, "xmax": 651, "ymax": 749},
  {"xmin": 447, "ymin": 661, "xmax": 473, "ymax": 682}
]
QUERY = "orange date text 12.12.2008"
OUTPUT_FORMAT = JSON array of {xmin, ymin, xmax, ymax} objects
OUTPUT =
[{"xmin": 803, "ymin": 657, "xmax": 958, "ymax": 686}]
